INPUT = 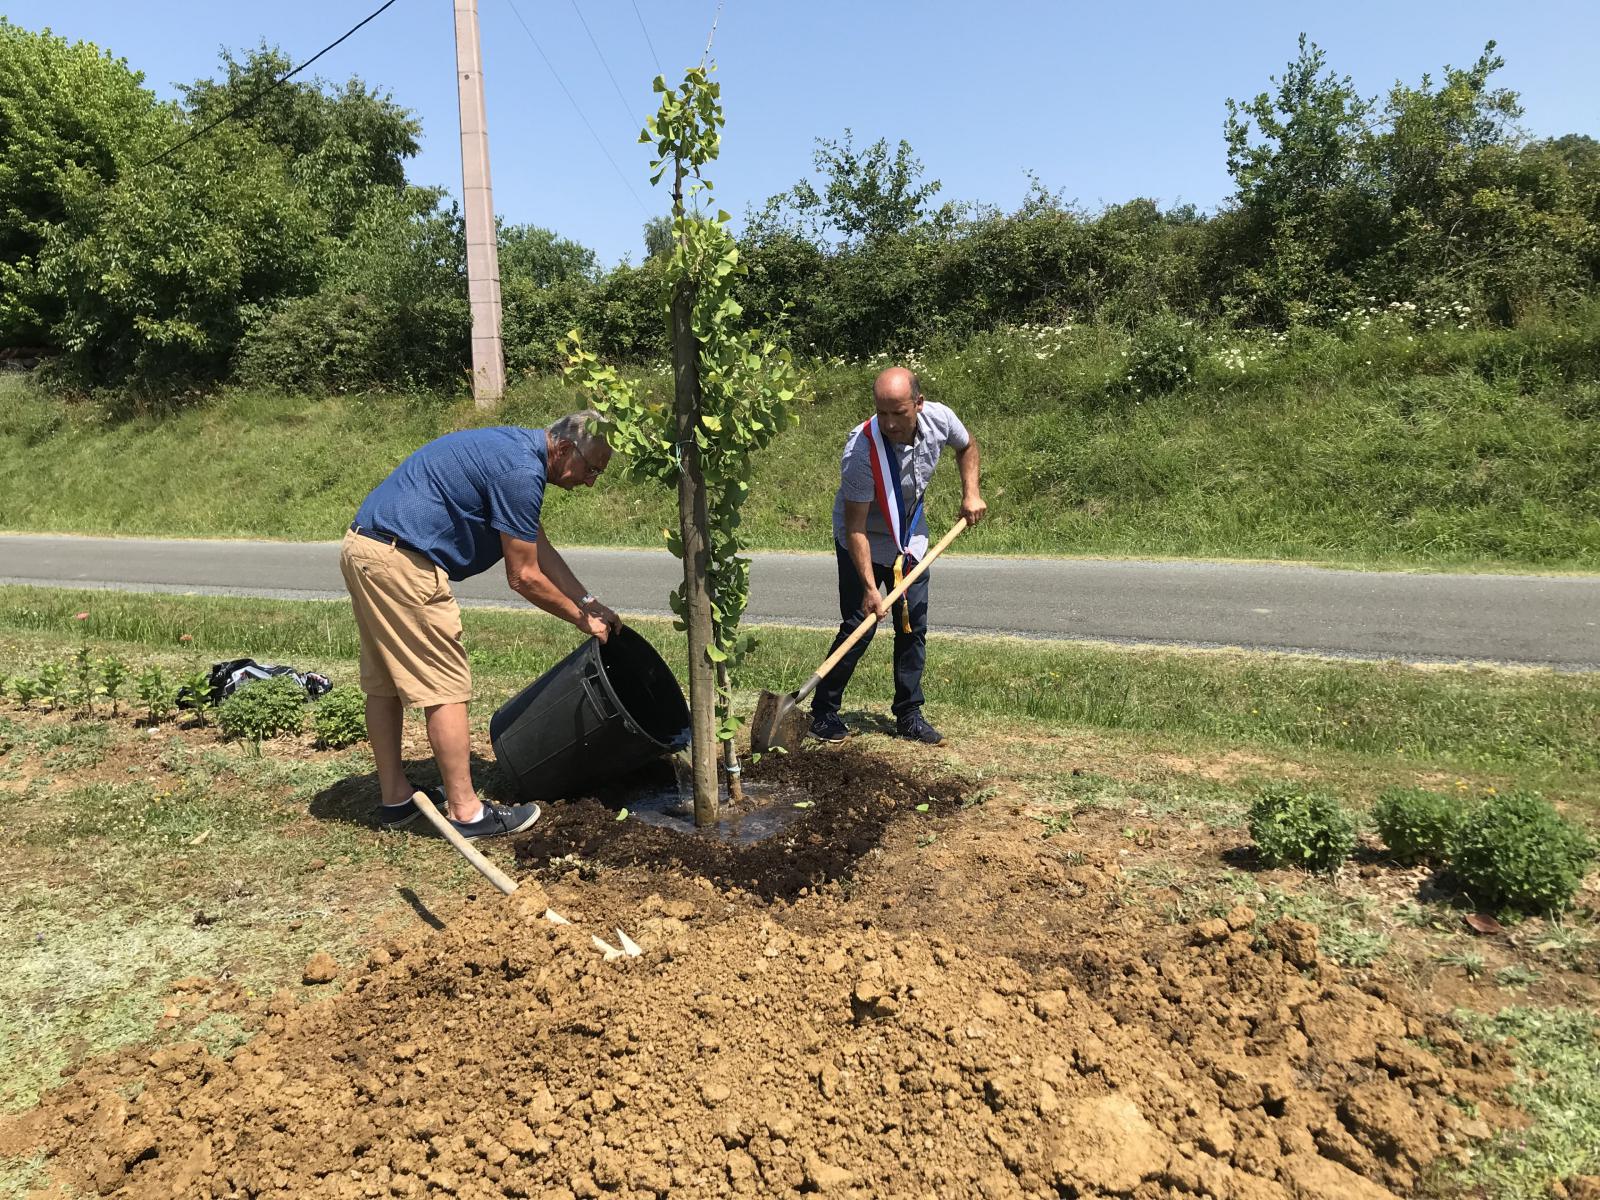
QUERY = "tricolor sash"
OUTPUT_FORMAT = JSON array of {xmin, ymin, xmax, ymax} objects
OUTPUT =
[{"xmin": 861, "ymin": 417, "xmax": 925, "ymax": 633}]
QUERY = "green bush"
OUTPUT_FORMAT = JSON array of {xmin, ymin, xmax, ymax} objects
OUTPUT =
[
  {"xmin": 11, "ymin": 676, "xmax": 38, "ymax": 707},
  {"xmin": 217, "ymin": 676, "xmax": 306, "ymax": 744},
  {"xmin": 311, "ymin": 687, "xmax": 367, "ymax": 749},
  {"xmin": 136, "ymin": 666, "xmax": 175, "ymax": 725},
  {"xmin": 1248, "ymin": 781, "xmax": 1358, "ymax": 873},
  {"xmin": 1121, "ymin": 312, "xmax": 1198, "ymax": 397},
  {"xmin": 1450, "ymin": 791, "xmax": 1595, "ymax": 915},
  {"xmin": 1373, "ymin": 787, "xmax": 1464, "ymax": 866}
]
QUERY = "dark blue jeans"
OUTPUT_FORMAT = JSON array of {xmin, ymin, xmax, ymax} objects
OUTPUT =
[{"xmin": 812, "ymin": 541, "xmax": 929, "ymax": 720}]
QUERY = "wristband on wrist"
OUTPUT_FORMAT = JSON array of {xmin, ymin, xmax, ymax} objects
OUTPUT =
[{"xmin": 579, "ymin": 593, "xmax": 597, "ymax": 607}]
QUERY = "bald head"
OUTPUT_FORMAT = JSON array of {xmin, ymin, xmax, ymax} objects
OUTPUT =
[{"xmin": 870, "ymin": 366, "xmax": 924, "ymax": 445}]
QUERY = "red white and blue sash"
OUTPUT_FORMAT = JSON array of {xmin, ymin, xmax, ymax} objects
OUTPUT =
[{"xmin": 860, "ymin": 416, "xmax": 924, "ymax": 631}]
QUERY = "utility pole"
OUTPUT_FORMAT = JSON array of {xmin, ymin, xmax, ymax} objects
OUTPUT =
[{"xmin": 453, "ymin": 0, "xmax": 506, "ymax": 407}]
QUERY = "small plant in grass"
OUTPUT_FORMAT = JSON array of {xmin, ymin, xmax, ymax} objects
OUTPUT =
[
  {"xmin": 1248, "ymin": 781, "xmax": 1357, "ymax": 873},
  {"xmin": 311, "ymin": 687, "xmax": 367, "ymax": 749},
  {"xmin": 1374, "ymin": 786, "xmax": 1465, "ymax": 866},
  {"xmin": 1437, "ymin": 949, "xmax": 1486, "ymax": 979},
  {"xmin": 72, "ymin": 645, "xmax": 100, "ymax": 714},
  {"xmin": 1494, "ymin": 964, "xmax": 1541, "ymax": 991},
  {"xmin": 217, "ymin": 676, "xmax": 305, "ymax": 746},
  {"xmin": 177, "ymin": 666, "xmax": 214, "ymax": 726},
  {"xmin": 11, "ymin": 676, "xmax": 38, "ymax": 708},
  {"xmin": 1450, "ymin": 791, "xmax": 1595, "ymax": 916},
  {"xmin": 35, "ymin": 661, "xmax": 66, "ymax": 711},
  {"xmin": 136, "ymin": 666, "xmax": 175, "ymax": 726},
  {"xmin": 99, "ymin": 656, "xmax": 129, "ymax": 716}
]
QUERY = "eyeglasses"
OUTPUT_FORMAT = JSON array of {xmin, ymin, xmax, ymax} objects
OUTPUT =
[{"xmin": 575, "ymin": 444, "xmax": 607, "ymax": 481}]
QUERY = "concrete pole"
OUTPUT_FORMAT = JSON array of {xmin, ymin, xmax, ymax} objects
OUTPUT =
[{"xmin": 454, "ymin": 0, "xmax": 506, "ymax": 407}]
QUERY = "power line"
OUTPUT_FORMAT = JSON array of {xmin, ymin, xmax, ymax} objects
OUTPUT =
[
  {"xmin": 628, "ymin": 0, "xmax": 663, "ymax": 76},
  {"xmin": 564, "ymin": 0, "xmax": 640, "ymax": 128},
  {"xmin": 500, "ymin": 0, "xmax": 650, "ymax": 217},
  {"xmin": 135, "ymin": 0, "xmax": 403, "ymax": 172}
]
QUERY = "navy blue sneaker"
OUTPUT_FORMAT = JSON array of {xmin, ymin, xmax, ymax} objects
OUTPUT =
[
  {"xmin": 895, "ymin": 711, "xmax": 945, "ymax": 745},
  {"xmin": 375, "ymin": 786, "xmax": 446, "ymax": 831},
  {"xmin": 448, "ymin": 800, "xmax": 541, "ymax": 840},
  {"xmin": 810, "ymin": 711, "xmax": 849, "ymax": 743}
]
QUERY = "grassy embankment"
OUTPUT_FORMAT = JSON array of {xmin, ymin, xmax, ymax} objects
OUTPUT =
[{"xmin": 2, "ymin": 307, "xmax": 1597, "ymax": 571}]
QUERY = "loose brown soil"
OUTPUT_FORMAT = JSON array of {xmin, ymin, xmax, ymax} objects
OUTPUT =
[{"xmin": 0, "ymin": 747, "xmax": 1541, "ymax": 1199}]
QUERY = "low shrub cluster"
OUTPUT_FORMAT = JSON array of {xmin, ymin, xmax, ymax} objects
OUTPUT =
[
  {"xmin": 3, "ymin": 644, "xmax": 367, "ymax": 750},
  {"xmin": 1375, "ymin": 786, "xmax": 1595, "ymax": 915},
  {"xmin": 1248, "ymin": 780, "xmax": 1595, "ymax": 915},
  {"xmin": 216, "ymin": 676, "xmax": 307, "ymax": 745},
  {"xmin": 1372, "ymin": 787, "xmax": 1464, "ymax": 866},
  {"xmin": 1247, "ymin": 782, "xmax": 1358, "ymax": 873}
]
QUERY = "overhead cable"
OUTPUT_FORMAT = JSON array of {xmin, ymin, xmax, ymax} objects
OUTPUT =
[
  {"xmin": 628, "ymin": 0, "xmax": 663, "ymax": 75},
  {"xmin": 501, "ymin": 0, "xmax": 650, "ymax": 216},
  {"xmin": 564, "ymin": 0, "xmax": 641, "ymax": 127},
  {"xmin": 135, "ymin": 0, "xmax": 403, "ymax": 171}
]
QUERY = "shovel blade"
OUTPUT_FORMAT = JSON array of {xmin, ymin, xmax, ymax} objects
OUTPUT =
[{"xmin": 750, "ymin": 688, "xmax": 808, "ymax": 755}]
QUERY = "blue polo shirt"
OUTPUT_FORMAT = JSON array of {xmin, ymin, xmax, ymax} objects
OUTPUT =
[{"xmin": 353, "ymin": 427, "xmax": 548, "ymax": 581}]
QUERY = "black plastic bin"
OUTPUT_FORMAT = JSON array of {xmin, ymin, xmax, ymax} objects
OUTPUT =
[{"xmin": 489, "ymin": 625, "xmax": 690, "ymax": 802}]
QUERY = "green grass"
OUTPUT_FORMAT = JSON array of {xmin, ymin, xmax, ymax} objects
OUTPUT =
[
  {"xmin": 3, "ymin": 308, "xmax": 1599, "ymax": 570},
  {"xmin": 3, "ymin": 585, "xmax": 1596, "ymax": 783},
  {"xmin": 1455, "ymin": 1007, "xmax": 1600, "ymax": 1199}
]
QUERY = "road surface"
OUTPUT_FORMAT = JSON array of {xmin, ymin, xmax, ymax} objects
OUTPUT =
[{"xmin": 2, "ymin": 534, "xmax": 1596, "ymax": 669}]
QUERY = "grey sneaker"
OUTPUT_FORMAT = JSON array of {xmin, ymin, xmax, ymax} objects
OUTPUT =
[
  {"xmin": 895, "ymin": 711, "xmax": 945, "ymax": 745},
  {"xmin": 809, "ymin": 711, "xmax": 849, "ymax": 743},
  {"xmin": 448, "ymin": 800, "xmax": 541, "ymax": 840}
]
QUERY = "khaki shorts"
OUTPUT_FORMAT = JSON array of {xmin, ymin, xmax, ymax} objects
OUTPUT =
[{"xmin": 339, "ymin": 530, "xmax": 473, "ymax": 707}]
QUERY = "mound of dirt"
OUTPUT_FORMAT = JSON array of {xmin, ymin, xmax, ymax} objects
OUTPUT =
[{"xmin": 5, "ymin": 885, "xmax": 1511, "ymax": 1200}]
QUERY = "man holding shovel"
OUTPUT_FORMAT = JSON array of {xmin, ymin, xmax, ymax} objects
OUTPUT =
[
  {"xmin": 341, "ymin": 410, "xmax": 621, "ymax": 838},
  {"xmin": 810, "ymin": 367, "xmax": 986, "ymax": 746}
]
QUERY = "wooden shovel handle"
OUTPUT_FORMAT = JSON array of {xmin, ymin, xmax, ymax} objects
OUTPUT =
[
  {"xmin": 410, "ymin": 790, "xmax": 519, "ymax": 896},
  {"xmin": 795, "ymin": 516, "xmax": 970, "ymax": 705}
]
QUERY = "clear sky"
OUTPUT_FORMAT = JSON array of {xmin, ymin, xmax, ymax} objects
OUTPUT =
[{"xmin": 10, "ymin": 1, "xmax": 1599, "ymax": 265}]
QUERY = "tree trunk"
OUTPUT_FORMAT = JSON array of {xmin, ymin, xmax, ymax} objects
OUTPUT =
[{"xmin": 670, "ymin": 278, "xmax": 719, "ymax": 828}]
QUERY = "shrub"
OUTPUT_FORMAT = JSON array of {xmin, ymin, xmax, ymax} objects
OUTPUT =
[
  {"xmin": 311, "ymin": 687, "xmax": 368, "ymax": 749},
  {"xmin": 136, "ymin": 666, "xmax": 175, "ymax": 725},
  {"xmin": 11, "ymin": 677, "xmax": 38, "ymax": 708},
  {"xmin": 100, "ymin": 655, "xmax": 129, "ymax": 716},
  {"xmin": 217, "ymin": 676, "xmax": 306, "ymax": 744},
  {"xmin": 1373, "ymin": 787, "xmax": 1464, "ymax": 866},
  {"xmin": 176, "ymin": 666, "xmax": 215, "ymax": 726},
  {"xmin": 35, "ymin": 661, "xmax": 65, "ymax": 711},
  {"xmin": 1450, "ymin": 791, "xmax": 1595, "ymax": 915},
  {"xmin": 1248, "ymin": 781, "xmax": 1358, "ymax": 873},
  {"xmin": 1121, "ymin": 311, "xmax": 1198, "ymax": 397}
]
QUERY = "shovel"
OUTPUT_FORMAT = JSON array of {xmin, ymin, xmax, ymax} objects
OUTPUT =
[{"xmin": 749, "ymin": 516, "xmax": 971, "ymax": 754}]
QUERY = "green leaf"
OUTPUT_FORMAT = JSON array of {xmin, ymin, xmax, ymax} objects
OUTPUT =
[
  {"xmin": 915, "ymin": 803, "xmax": 930, "ymax": 813},
  {"xmin": 616, "ymin": 808, "xmax": 629, "ymax": 821}
]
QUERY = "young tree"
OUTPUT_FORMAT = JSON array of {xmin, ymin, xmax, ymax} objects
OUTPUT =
[{"xmin": 566, "ymin": 67, "xmax": 800, "ymax": 827}]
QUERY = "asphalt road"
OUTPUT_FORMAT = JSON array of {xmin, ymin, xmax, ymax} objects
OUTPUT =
[{"xmin": 2, "ymin": 533, "xmax": 1597, "ymax": 669}]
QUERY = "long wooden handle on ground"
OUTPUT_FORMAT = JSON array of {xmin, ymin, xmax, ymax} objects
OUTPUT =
[
  {"xmin": 410, "ymin": 790, "xmax": 519, "ymax": 896},
  {"xmin": 792, "ymin": 516, "xmax": 970, "ymax": 707}
]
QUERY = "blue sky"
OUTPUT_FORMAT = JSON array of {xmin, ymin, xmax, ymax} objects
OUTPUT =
[{"xmin": 11, "ymin": 1, "xmax": 1599, "ymax": 265}]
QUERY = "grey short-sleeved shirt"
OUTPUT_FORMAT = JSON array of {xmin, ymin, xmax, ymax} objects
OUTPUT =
[{"xmin": 831, "ymin": 400, "xmax": 971, "ymax": 563}]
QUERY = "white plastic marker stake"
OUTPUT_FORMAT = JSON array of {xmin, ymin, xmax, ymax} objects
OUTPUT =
[{"xmin": 614, "ymin": 928, "xmax": 642, "ymax": 957}]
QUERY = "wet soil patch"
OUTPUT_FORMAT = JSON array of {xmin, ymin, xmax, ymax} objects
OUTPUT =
[{"xmin": 513, "ymin": 747, "xmax": 967, "ymax": 901}]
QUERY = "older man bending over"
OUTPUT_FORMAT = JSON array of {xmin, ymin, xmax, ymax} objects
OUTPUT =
[{"xmin": 341, "ymin": 410, "xmax": 621, "ymax": 838}]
